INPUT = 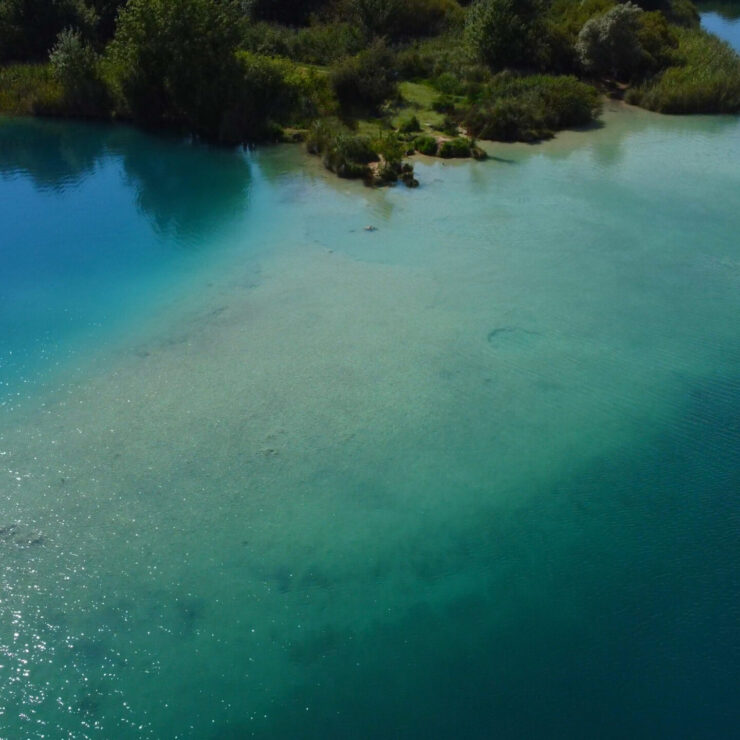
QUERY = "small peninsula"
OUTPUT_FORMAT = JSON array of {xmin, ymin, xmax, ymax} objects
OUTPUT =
[{"xmin": 1, "ymin": 0, "xmax": 740, "ymax": 186}]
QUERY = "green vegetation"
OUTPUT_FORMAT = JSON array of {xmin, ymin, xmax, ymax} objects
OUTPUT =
[
  {"xmin": 439, "ymin": 136, "xmax": 472, "ymax": 157},
  {"xmin": 398, "ymin": 114, "xmax": 422, "ymax": 133},
  {"xmin": 414, "ymin": 133, "xmax": 439, "ymax": 155},
  {"xmin": 576, "ymin": 2, "xmax": 678, "ymax": 79},
  {"xmin": 306, "ymin": 118, "xmax": 418, "ymax": 185},
  {"xmin": 577, "ymin": 2, "xmax": 652, "ymax": 79},
  {"xmin": 0, "ymin": 64, "xmax": 62, "ymax": 114},
  {"xmin": 306, "ymin": 119, "xmax": 379, "ymax": 179},
  {"xmin": 627, "ymin": 27, "xmax": 740, "ymax": 111},
  {"xmin": 50, "ymin": 29, "xmax": 110, "ymax": 116},
  {"xmin": 0, "ymin": 0, "xmax": 739, "ymax": 185},
  {"xmin": 105, "ymin": 0, "xmax": 244, "ymax": 139},
  {"xmin": 0, "ymin": 0, "xmax": 98, "ymax": 62},
  {"xmin": 462, "ymin": 73, "xmax": 602, "ymax": 141},
  {"xmin": 330, "ymin": 40, "xmax": 398, "ymax": 114},
  {"xmin": 465, "ymin": 0, "xmax": 549, "ymax": 71}
]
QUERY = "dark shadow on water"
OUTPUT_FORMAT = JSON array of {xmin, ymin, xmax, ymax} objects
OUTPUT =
[
  {"xmin": 0, "ymin": 117, "xmax": 110, "ymax": 192},
  {"xmin": 107, "ymin": 127, "xmax": 253, "ymax": 246},
  {"xmin": 698, "ymin": 1, "xmax": 740, "ymax": 20},
  {"xmin": 523, "ymin": 117, "xmax": 607, "ymax": 148},
  {"xmin": 0, "ymin": 117, "xmax": 253, "ymax": 246}
]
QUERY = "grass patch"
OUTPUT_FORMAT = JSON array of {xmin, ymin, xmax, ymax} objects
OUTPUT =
[
  {"xmin": 0, "ymin": 64, "xmax": 64, "ymax": 115},
  {"xmin": 395, "ymin": 81, "xmax": 446, "ymax": 128},
  {"xmin": 626, "ymin": 28, "xmax": 740, "ymax": 113},
  {"xmin": 414, "ymin": 134, "xmax": 439, "ymax": 155}
]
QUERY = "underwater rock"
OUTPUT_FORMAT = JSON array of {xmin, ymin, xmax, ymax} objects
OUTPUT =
[
  {"xmin": 0, "ymin": 523, "xmax": 44, "ymax": 547},
  {"xmin": 487, "ymin": 326, "xmax": 541, "ymax": 348}
]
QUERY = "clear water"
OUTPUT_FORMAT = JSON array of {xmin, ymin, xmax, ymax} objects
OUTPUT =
[
  {"xmin": 701, "ymin": 8, "xmax": 740, "ymax": 49},
  {"xmin": 2, "ymin": 68, "xmax": 740, "ymax": 740}
]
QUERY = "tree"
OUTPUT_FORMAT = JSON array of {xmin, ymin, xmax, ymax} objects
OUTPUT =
[
  {"xmin": 347, "ymin": 0, "xmax": 462, "ymax": 39},
  {"xmin": 245, "ymin": 0, "xmax": 328, "ymax": 25},
  {"xmin": 330, "ymin": 40, "xmax": 398, "ymax": 114},
  {"xmin": 106, "ymin": 0, "xmax": 243, "ymax": 138},
  {"xmin": 0, "ymin": 0, "xmax": 96, "ymax": 62},
  {"xmin": 576, "ymin": 2, "xmax": 645, "ymax": 80},
  {"xmin": 464, "ymin": 0, "xmax": 546, "ymax": 71},
  {"xmin": 50, "ymin": 27, "xmax": 109, "ymax": 114},
  {"xmin": 87, "ymin": 0, "xmax": 128, "ymax": 43}
]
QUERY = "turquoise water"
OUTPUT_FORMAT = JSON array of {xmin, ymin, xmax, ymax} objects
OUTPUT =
[
  {"xmin": 2, "ymin": 71, "xmax": 740, "ymax": 740},
  {"xmin": 0, "ymin": 118, "xmax": 259, "ymax": 405}
]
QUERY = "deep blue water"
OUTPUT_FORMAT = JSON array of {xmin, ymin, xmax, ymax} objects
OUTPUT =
[{"xmin": 0, "ymin": 119, "xmax": 256, "ymax": 404}]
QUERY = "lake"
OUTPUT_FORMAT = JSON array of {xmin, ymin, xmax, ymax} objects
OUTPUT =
[{"xmin": 1, "ymin": 18, "xmax": 739, "ymax": 740}]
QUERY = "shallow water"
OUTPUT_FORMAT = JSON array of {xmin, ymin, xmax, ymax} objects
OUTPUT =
[{"xmin": 2, "ymin": 98, "xmax": 740, "ymax": 738}]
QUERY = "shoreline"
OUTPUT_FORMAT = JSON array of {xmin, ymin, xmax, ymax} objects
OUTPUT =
[{"xmin": 2, "ymin": 99, "xmax": 738, "ymax": 419}]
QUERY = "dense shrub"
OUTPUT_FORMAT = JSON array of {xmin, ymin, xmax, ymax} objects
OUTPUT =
[
  {"xmin": 0, "ymin": 63, "xmax": 63, "ymax": 114},
  {"xmin": 290, "ymin": 23, "xmax": 365, "ymax": 64},
  {"xmin": 462, "ymin": 73, "xmax": 601, "ymax": 141},
  {"xmin": 106, "ymin": 0, "xmax": 319, "ymax": 142},
  {"xmin": 394, "ymin": 0, "xmax": 464, "ymax": 37},
  {"xmin": 398, "ymin": 114, "xmax": 422, "ymax": 133},
  {"xmin": 246, "ymin": 0, "xmax": 329, "ymax": 25},
  {"xmin": 637, "ymin": 10, "xmax": 678, "ymax": 72},
  {"xmin": 396, "ymin": 34, "xmax": 474, "ymax": 81},
  {"xmin": 330, "ymin": 40, "xmax": 397, "ymax": 113},
  {"xmin": 626, "ymin": 28, "xmax": 740, "ymax": 112},
  {"xmin": 88, "ymin": 0, "xmax": 128, "ymax": 43},
  {"xmin": 306, "ymin": 119, "xmax": 378, "ymax": 177},
  {"xmin": 414, "ymin": 133, "xmax": 438, "ymax": 154},
  {"xmin": 439, "ymin": 114, "xmax": 459, "ymax": 135},
  {"xmin": 465, "ymin": 0, "xmax": 548, "ymax": 71},
  {"xmin": 240, "ymin": 21, "xmax": 295, "ymax": 57},
  {"xmin": 434, "ymin": 71, "xmax": 465, "ymax": 94},
  {"xmin": 546, "ymin": 0, "xmax": 616, "ymax": 71},
  {"xmin": 241, "ymin": 21, "xmax": 365, "ymax": 65},
  {"xmin": 548, "ymin": 0, "xmax": 616, "ymax": 39},
  {"xmin": 49, "ymin": 28, "xmax": 110, "ymax": 116},
  {"xmin": 625, "ymin": 0, "xmax": 699, "ymax": 26},
  {"xmin": 432, "ymin": 94, "xmax": 456, "ymax": 113},
  {"xmin": 372, "ymin": 129, "xmax": 407, "ymax": 180},
  {"xmin": 223, "ymin": 53, "xmax": 336, "ymax": 140},
  {"xmin": 346, "ymin": 0, "xmax": 463, "ymax": 39},
  {"xmin": 0, "ymin": 0, "xmax": 96, "ymax": 62},
  {"xmin": 438, "ymin": 136, "xmax": 471, "ymax": 157},
  {"xmin": 575, "ymin": 2, "xmax": 679, "ymax": 79},
  {"xmin": 664, "ymin": 0, "xmax": 699, "ymax": 27},
  {"xmin": 576, "ymin": 2, "xmax": 646, "ymax": 80},
  {"xmin": 106, "ymin": 0, "xmax": 245, "ymax": 139}
]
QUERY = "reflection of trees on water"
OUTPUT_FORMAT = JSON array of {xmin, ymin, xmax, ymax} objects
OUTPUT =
[
  {"xmin": 0, "ymin": 118, "xmax": 252, "ymax": 245},
  {"xmin": 109, "ymin": 128, "xmax": 252, "ymax": 245},
  {"xmin": 0, "ymin": 118, "xmax": 109, "ymax": 191},
  {"xmin": 697, "ymin": 1, "xmax": 740, "ymax": 20}
]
